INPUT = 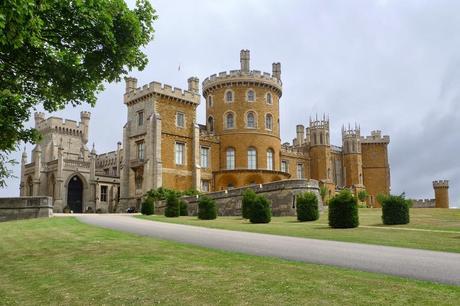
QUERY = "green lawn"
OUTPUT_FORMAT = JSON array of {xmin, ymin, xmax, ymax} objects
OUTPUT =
[
  {"xmin": 139, "ymin": 208, "xmax": 460, "ymax": 253},
  {"xmin": 0, "ymin": 218, "xmax": 459, "ymax": 305}
]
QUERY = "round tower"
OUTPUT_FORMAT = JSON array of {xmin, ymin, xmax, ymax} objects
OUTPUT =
[
  {"xmin": 342, "ymin": 124, "xmax": 363, "ymax": 187},
  {"xmin": 309, "ymin": 115, "xmax": 332, "ymax": 181},
  {"xmin": 80, "ymin": 111, "xmax": 91, "ymax": 144},
  {"xmin": 202, "ymin": 49, "xmax": 289, "ymax": 190},
  {"xmin": 433, "ymin": 180, "xmax": 449, "ymax": 208}
]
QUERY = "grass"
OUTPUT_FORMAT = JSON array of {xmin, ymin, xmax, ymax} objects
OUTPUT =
[
  {"xmin": 138, "ymin": 208, "xmax": 460, "ymax": 253},
  {"xmin": 0, "ymin": 217, "xmax": 459, "ymax": 305}
]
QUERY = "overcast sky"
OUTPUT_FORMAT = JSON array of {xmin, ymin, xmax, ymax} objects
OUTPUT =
[{"xmin": 2, "ymin": 0, "xmax": 459, "ymax": 207}]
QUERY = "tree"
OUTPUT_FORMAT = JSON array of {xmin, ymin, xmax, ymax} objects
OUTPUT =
[
  {"xmin": 0, "ymin": 0, "xmax": 157, "ymax": 186},
  {"xmin": 381, "ymin": 194, "xmax": 410, "ymax": 225},
  {"xmin": 357, "ymin": 190, "xmax": 368, "ymax": 204},
  {"xmin": 242, "ymin": 188, "xmax": 257, "ymax": 219},
  {"xmin": 165, "ymin": 192, "xmax": 180, "ymax": 218},
  {"xmin": 249, "ymin": 195, "xmax": 271, "ymax": 224},
  {"xmin": 328, "ymin": 189, "xmax": 359, "ymax": 228},
  {"xmin": 319, "ymin": 186, "xmax": 328, "ymax": 204},
  {"xmin": 141, "ymin": 197, "xmax": 154, "ymax": 215},
  {"xmin": 198, "ymin": 196, "xmax": 217, "ymax": 220},
  {"xmin": 296, "ymin": 192, "xmax": 319, "ymax": 222}
]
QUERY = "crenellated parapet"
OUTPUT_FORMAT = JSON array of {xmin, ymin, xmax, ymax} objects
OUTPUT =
[
  {"xmin": 433, "ymin": 180, "xmax": 449, "ymax": 188},
  {"xmin": 124, "ymin": 79, "xmax": 201, "ymax": 106},
  {"xmin": 360, "ymin": 130, "xmax": 390, "ymax": 144},
  {"xmin": 34, "ymin": 113, "xmax": 88, "ymax": 138}
]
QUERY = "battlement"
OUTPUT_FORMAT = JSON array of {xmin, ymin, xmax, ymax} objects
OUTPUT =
[
  {"xmin": 360, "ymin": 130, "xmax": 390, "ymax": 144},
  {"xmin": 124, "ymin": 79, "xmax": 200, "ymax": 105},
  {"xmin": 34, "ymin": 113, "xmax": 87, "ymax": 137},
  {"xmin": 309, "ymin": 117, "xmax": 329, "ymax": 130},
  {"xmin": 342, "ymin": 124, "xmax": 361, "ymax": 139},
  {"xmin": 80, "ymin": 111, "xmax": 91, "ymax": 119},
  {"xmin": 433, "ymin": 180, "xmax": 449, "ymax": 188}
]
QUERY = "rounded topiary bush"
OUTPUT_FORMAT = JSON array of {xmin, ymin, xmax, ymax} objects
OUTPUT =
[
  {"xmin": 179, "ymin": 199, "xmax": 188, "ymax": 216},
  {"xmin": 249, "ymin": 195, "xmax": 271, "ymax": 224},
  {"xmin": 242, "ymin": 188, "xmax": 257, "ymax": 219},
  {"xmin": 296, "ymin": 192, "xmax": 319, "ymax": 222},
  {"xmin": 381, "ymin": 194, "xmax": 410, "ymax": 225},
  {"xmin": 198, "ymin": 196, "xmax": 217, "ymax": 220},
  {"xmin": 165, "ymin": 192, "xmax": 180, "ymax": 217},
  {"xmin": 328, "ymin": 189, "xmax": 359, "ymax": 228},
  {"xmin": 141, "ymin": 197, "xmax": 155, "ymax": 215}
]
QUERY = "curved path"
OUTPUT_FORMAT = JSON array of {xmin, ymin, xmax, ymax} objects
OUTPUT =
[{"xmin": 76, "ymin": 214, "xmax": 460, "ymax": 286}]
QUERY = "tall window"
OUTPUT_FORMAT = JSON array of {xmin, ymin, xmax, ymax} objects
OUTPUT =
[
  {"xmin": 226, "ymin": 113, "xmax": 234, "ymax": 129},
  {"xmin": 247, "ymin": 89, "xmax": 255, "ymax": 102},
  {"xmin": 138, "ymin": 111, "xmax": 144, "ymax": 126},
  {"xmin": 265, "ymin": 114, "xmax": 273, "ymax": 130},
  {"xmin": 176, "ymin": 112, "xmax": 185, "ymax": 128},
  {"xmin": 226, "ymin": 148, "xmax": 235, "ymax": 169},
  {"xmin": 100, "ymin": 185, "xmax": 108, "ymax": 202},
  {"xmin": 248, "ymin": 147, "xmax": 257, "ymax": 169},
  {"xmin": 266, "ymin": 92, "xmax": 272, "ymax": 104},
  {"xmin": 225, "ymin": 90, "xmax": 233, "ymax": 102},
  {"xmin": 296, "ymin": 163, "xmax": 304, "ymax": 178},
  {"xmin": 207, "ymin": 95, "xmax": 213, "ymax": 107},
  {"xmin": 175, "ymin": 142, "xmax": 185, "ymax": 165},
  {"xmin": 247, "ymin": 112, "xmax": 255, "ymax": 128},
  {"xmin": 266, "ymin": 149, "xmax": 274, "ymax": 170},
  {"xmin": 201, "ymin": 180, "xmax": 210, "ymax": 192},
  {"xmin": 207, "ymin": 116, "xmax": 214, "ymax": 133},
  {"xmin": 281, "ymin": 160, "xmax": 288, "ymax": 172},
  {"xmin": 320, "ymin": 133, "xmax": 323, "ymax": 145},
  {"xmin": 200, "ymin": 147, "xmax": 209, "ymax": 168},
  {"xmin": 137, "ymin": 142, "xmax": 144, "ymax": 160}
]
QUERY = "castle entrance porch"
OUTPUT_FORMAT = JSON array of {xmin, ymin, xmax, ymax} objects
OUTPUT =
[{"xmin": 67, "ymin": 176, "xmax": 83, "ymax": 213}]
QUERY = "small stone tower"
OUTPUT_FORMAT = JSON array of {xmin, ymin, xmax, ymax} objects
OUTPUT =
[
  {"xmin": 80, "ymin": 111, "xmax": 91, "ymax": 145},
  {"xmin": 433, "ymin": 180, "xmax": 449, "ymax": 208},
  {"xmin": 342, "ymin": 123, "xmax": 363, "ymax": 187},
  {"xmin": 309, "ymin": 114, "xmax": 332, "ymax": 181}
]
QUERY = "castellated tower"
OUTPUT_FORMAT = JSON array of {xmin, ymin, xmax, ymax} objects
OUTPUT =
[
  {"xmin": 433, "ymin": 180, "xmax": 449, "ymax": 208},
  {"xmin": 342, "ymin": 124, "xmax": 363, "ymax": 187},
  {"xmin": 202, "ymin": 49, "xmax": 288, "ymax": 190},
  {"xmin": 308, "ymin": 115, "xmax": 332, "ymax": 182}
]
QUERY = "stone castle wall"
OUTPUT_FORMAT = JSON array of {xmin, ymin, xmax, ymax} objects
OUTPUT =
[
  {"xmin": 155, "ymin": 179, "xmax": 323, "ymax": 216},
  {"xmin": 411, "ymin": 199, "xmax": 435, "ymax": 208}
]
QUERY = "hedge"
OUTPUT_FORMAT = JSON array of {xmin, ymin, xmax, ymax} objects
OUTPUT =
[
  {"xmin": 381, "ymin": 194, "xmax": 410, "ymax": 225},
  {"xmin": 198, "ymin": 196, "xmax": 217, "ymax": 220},
  {"xmin": 242, "ymin": 189, "xmax": 257, "ymax": 219},
  {"xmin": 328, "ymin": 189, "xmax": 359, "ymax": 228},
  {"xmin": 141, "ymin": 197, "xmax": 155, "ymax": 215},
  {"xmin": 249, "ymin": 195, "xmax": 271, "ymax": 224},
  {"xmin": 165, "ymin": 192, "xmax": 180, "ymax": 217},
  {"xmin": 296, "ymin": 192, "xmax": 319, "ymax": 221}
]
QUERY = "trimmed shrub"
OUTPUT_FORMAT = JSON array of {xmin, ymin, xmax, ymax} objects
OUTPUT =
[
  {"xmin": 249, "ymin": 195, "xmax": 271, "ymax": 224},
  {"xmin": 296, "ymin": 192, "xmax": 319, "ymax": 222},
  {"xmin": 179, "ymin": 199, "xmax": 188, "ymax": 216},
  {"xmin": 242, "ymin": 189, "xmax": 257, "ymax": 219},
  {"xmin": 198, "ymin": 196, "xmax": 217, "ymax": 220},
  {"xmin": 141, "ymin": 197, "xmax": 155, "ymax": 215},
  {"xmin": 381, "ymin": 194, "xmax": 410, "ymax": 225},
  {"xmin": 165, "ymin": 192, "xmax": 180, "ymax": 217},
  {"xmin": 63, "ymin": 206, "xmax": 70, "ymax": 213},
  {"xmin": 328, "ymin": 189, "xmax": 359, "ymax": 228}
]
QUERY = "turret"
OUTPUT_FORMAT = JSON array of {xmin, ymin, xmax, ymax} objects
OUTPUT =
[
  {"xmin": 80, "ymin": 111, "xmax": 91, "ymax": 144},
  {"xmin": 433, "ymin": 180, "xmax": 449, "ymax": 208},
  {"xmin": 296, "ymin": 125, "xmax": 305, "ymax": 146},
  {"xmin": 342, "ymin": 123, "xmax": 361, "ymax": 154},
  {"xmin": 124, "ymin": 76, "xmax": 138, "ymax": 93},
  {"xmin": 272, "ymin": 62, "xmax": 281, "ymax": 80},
  {"xmin": 34, "ymin": 112, "xmax": 45, "ymax": 128},
  {"xmin": 342, "ymin": 123, "xmax": 363, "ymax": 187},
  {"xmin": 187, "ymin": 76, "xmax": 200, "ymax": 94},
  {"xmin": 309, "ymin": 114, "xmax": 330, "ymax": 146},
  {"xmin": 240, "ymin": 49, "xmax": 250, "ymax": 73}
]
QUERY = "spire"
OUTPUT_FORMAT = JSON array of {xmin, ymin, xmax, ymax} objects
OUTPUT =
[{"xmin": 91, "ymin": 143, "xmax": 96, "ymax": 155}]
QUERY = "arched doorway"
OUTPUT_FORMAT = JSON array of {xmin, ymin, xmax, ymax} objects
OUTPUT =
[{"xmin": 67, "ymin": 175, "xmax": 83, "ymax": 213}]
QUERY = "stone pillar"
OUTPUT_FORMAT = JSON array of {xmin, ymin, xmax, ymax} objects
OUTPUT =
[
  {"xmin": 272, "ymin": 62, "xmax": 281, "ymax": 79},
  {"xmin": 87, "ymin": 146, "xmax": 96, "ymax": 209},
  {"xmin": 240, "ymin": 49, "xmax": 250, "ymax": 73},
  {"xmin": 32, "ymin": 145, "xmax": 42, "ymax": 196},
  {"xmin": 53, "ymin": 144, "xmax": 64, "ymax": 211},
  {"xmin": 433, "ymin": 180, "xmax": 449, "ymax": 208},
  {"xmin": 296, "ymin": 125, "xmax": 305, "ymax": 146},
  {"xmin": 192, "ymin": 122, "xmax": 201, "ymax": 191}
]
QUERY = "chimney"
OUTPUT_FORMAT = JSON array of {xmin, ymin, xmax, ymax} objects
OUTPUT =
[
  {"xmin": 240, "ymin": 49, "xmax": 250, "ymax": 73},
  {"xmin": 296, "ymin": 125, "xmax": 305, "ymax": 146},
  {"xmin": 272, "ymin": 62, "xmax": 281, "ymax": 79},
  {"xmin": 187, "ymin": 76, "xmax": 199, "ymax": 94},
  {"xmin": 124, "ymin": 77, "xmax": 138, "ymax": 93}
]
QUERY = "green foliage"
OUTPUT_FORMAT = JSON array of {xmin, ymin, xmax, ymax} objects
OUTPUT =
[
  {"xmin": 179, "ymin": 199, "xmax": 188, "ymax": 216},
  {"xmin": 198, "ymin": 196, "xmax": 217, "ymax": 220},
  {"xmin": 381, "ymin": 194, "xmax": 410, "ymax": 225},
  {"xmin": 242, "ymin": 189, "xmax": 257, "ymax": 219},
  {"xmin": 328, "ymin": 189, "xmax": 359, "ymax": 228},
  {"xmin": 165, "ymin": 192, "xmax": 179, "ymax": 218},
  {"xmin": 296, "ymin": 192, "xmax": 319, "ymax": 222},
  {"xmin": 249, "ymin": 195, "xmax": 271, "ymax": 224},
  {"xmin": 0, "ymin": 0, "xmax": 157, "ymax": 185},
  {"xmin": 319, "ymin": 186, "xmax": 327, "ymax": 203},
  {"xmin": 357, "ymin": 190, "xmax": 368, "ymax": 203},
  {"xmin": 141, "ymin": 197, "xmax": 154, "ymax": 215}
]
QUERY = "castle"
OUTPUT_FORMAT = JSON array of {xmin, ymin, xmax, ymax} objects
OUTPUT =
[{"xmin": 19, "ymin": 50, "xmax": 391, "ymax": 212}]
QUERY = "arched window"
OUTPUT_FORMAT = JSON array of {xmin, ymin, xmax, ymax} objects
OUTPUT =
[
  {"xmin": 225, "ymin": 90, "xmax": 233, "ymax": 102},
  {"xmin": 266, "ymin": 149, "xmax": 274, "ymax": 170},
  {"xmin": 266, "ymin": 92, "xmax": 272, "ymax": 104},
  {"xmin": 226, "ymin": 148, "xmax": 235, "ymax": 170},
  {"xmin": 247, "ymin": 89, "xmax": 255, "ymax": 102},
  {"xmin": 265, "ymin": 114, "xmax": 273, "ymax": 130},
  {"xmin": 247, "ymin": 147, "xmax": 257, "ymax": 169},
  {"xmin": 247, "ymin": 112, "xmax": 255, "ymax": 128},
  {"xmin": 207, "ymin": 116, "xmax": 214, "ymax": 133},
  {"xmin": 207, "ymin": 95, "xmax": 213, "ymax": 107},
  {"xmin": 226, "ymin": 113, "xmax": 234, "ymax": 129}
]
